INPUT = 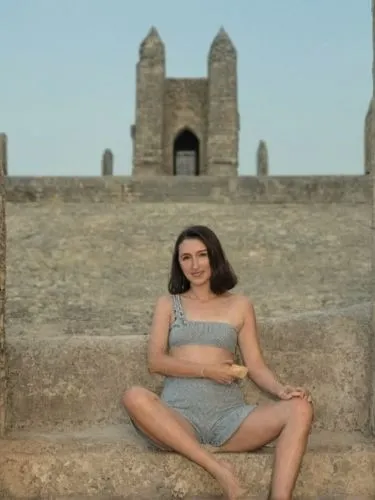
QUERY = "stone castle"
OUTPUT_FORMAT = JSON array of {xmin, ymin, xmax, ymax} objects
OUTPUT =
[
  {"xmin": 131, "ymin": 27, "xmax": 240, "ymax": 177},
  {"xmin": 0, "ymin": 14, "xmax": 375, "ymax": 499},
  {"xmin": 1, "ymin": 26, "xmax": 373, "ymax": 179}
]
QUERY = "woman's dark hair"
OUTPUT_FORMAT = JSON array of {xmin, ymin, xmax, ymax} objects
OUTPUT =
[{"xmin": 168, "ymin": 225, "xmax": 238, "ymax": 295}]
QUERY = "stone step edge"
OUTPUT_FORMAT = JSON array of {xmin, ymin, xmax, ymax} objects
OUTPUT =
[
  {"xmin": 7, "ymin": 334, "xmax": 367, "ymax": 354},
  {"xmin": 1, "ymin": 426, "xmax": 374, "ymax": 499},
  {"xmin": 5, "ymin": 424, "xmax": 371, "ymax": 451},
  {"xmin": 6, "ymin": 300, "xmax": 370, "ymax": 321}
]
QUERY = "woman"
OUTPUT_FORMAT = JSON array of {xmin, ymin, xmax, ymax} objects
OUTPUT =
[{"xmin": 123, "ymin": 225, "xmax": 313, "ymax": 500}]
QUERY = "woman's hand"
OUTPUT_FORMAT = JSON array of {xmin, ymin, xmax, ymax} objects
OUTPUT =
[
  {"xmin": 203, "ymin": 361, "xmax": 236, "ymax": 384},
  {"xmin": 277, "ymin": 385, "xmax": 313, "ymax": 403}
]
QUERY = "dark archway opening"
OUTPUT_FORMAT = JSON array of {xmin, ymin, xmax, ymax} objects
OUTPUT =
[{"xmin": 173, "ymin": 129, "xmax": 200, "ymax": 175}]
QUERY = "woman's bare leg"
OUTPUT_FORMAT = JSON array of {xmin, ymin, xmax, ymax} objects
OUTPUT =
[
  {"xmin": 218, "ymin": 398, "xmax": 314, "ymax": 500},
  {"xmin": 123, "ymin": 386, "xmax": 247, "ymax": 500}
]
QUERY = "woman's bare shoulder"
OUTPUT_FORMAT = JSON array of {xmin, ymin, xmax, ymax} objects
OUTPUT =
[
  {"xmin": 228, "ymin": 293, "xmax": 255, "ymax": 313},
  {"xmin": 154, "ymin": 294, "xmax": 174, "ymax": 312}
]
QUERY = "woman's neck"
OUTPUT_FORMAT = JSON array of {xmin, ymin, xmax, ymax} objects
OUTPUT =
[{"xmin": 187, "ymin": 286, "xmax": 217, "ymax": 302}]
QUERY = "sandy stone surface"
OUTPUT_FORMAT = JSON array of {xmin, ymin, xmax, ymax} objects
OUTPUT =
[{"xmin": 6, "ymin": 202, "xmax": 371, "ymax": 336}]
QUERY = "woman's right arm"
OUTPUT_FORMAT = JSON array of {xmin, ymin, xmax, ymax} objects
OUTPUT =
[{"xmin": 147, "ymin": 296, "xmax": 234, "ymax": 382}]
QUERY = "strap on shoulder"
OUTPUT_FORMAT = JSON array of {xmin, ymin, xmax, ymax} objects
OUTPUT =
[{"xmin": 171, "ymin": 294, "xmax": 185, "ymax": 322}]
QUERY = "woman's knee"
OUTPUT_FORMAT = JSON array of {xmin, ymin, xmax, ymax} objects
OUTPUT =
[
  {"xmin": 286, "ymin": 397, "xmax": 314, "ymax": 428},
  {"xmin": 122, "ymin": 386, "xmax": 156, "ymax": 410}
]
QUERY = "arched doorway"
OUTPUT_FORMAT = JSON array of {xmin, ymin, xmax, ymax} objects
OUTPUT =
[{"xmin": 173, "ymin": 129, "xmax": 200, "ymax": 175}]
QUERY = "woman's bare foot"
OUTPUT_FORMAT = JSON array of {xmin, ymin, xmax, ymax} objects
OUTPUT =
[{"xmin": 214, "ymin": 460, "xmax": 247, "ymax": 500}]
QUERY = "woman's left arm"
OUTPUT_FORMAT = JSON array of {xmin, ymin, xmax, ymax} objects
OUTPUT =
[{"xmin": 237, "ymin": 297, "xmax": 310, "ymax": 401}]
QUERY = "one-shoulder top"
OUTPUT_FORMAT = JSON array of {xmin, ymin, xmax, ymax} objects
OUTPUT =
[{"xmin": 168, "ymin": 294, "xmax": 238, "ymax": 354}]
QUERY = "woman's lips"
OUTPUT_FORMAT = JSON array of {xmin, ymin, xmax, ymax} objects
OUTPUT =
[{"xmin": 191, "ymin": 271, "xmax": 203, "ymax": 277}]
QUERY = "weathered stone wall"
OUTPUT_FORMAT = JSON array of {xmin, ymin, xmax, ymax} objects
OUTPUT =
[
  {"xmin": 0, "ymin": 142, "xmax": 6, "ymax": 437},
  {"xmin": 370, "ymin": 0, "xmax": 375, "ymax": 435},
  {"xmin": 4, "ymin": 175, "xmax": 371, "ymax": 204},
  {"xmin": 163, "ymin": 78, "xmax": 208, "ymax": 175}
]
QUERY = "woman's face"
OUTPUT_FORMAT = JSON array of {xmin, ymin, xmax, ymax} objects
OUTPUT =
[{"xmin": 178, "ymin": 238, "xmax": 211, "ymax": 286}]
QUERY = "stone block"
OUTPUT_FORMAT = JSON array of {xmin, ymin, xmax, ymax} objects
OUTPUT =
[
  {"xmin": 6, "ymin": 333, "xmax": 369, "ymax": 433},
  {"xmin": 0, "ymin": 426, "xmax": 374, "ymax": 498}
]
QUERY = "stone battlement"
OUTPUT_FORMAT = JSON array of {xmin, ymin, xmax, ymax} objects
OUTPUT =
[{"xmin": 5, "ymin": 174, "xmax": 370, "ymax": 204}]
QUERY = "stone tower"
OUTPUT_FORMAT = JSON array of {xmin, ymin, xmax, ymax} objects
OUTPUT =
[{"xmin": 131, "ymin": 27, "xmax": 239, "ymax": 176}]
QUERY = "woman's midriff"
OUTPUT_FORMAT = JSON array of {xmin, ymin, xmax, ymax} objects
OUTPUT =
[{"xmin": 169, "ymin": 345, "xmax": 235, "ymax": 364}]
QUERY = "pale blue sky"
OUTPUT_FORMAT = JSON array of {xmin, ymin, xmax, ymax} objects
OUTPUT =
[{"xmin": 0, "ymin": 0, "xmax": 372, "ymax": 176}]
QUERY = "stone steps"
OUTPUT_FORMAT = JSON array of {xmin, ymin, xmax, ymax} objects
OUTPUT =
[
  {"xmin": 4, "ymin": 200, "xmax": 374, "ymax": 498},
  {"xmin": 7, "ymin": 305, "xmax": 370, "ymax": 433},
  {"xmin": 1, "ymin": 426, "xmax": 374, "ymax": 499}
]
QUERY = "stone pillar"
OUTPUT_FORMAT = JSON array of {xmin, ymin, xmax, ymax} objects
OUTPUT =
[
  {"xmin": 365, "ymin": 100, "xmax": 372, "ymax": 175},
  {"xmin": 101, "ymin": 149, "xmax": 114, "ymax": 176},
  {"xmin": 0, "ymin": 135, "xmax": 7, "ymax": 437},
  {"xmin": 0, "ymin": 134, "xmax": 7, "ymax": 176},
  {"xmin": 206, "ymin": 28, "xmax": 239, "ymax": 176},
  {"xmin": 371, "ymin": 0, "xmax": 375, "ymax": 435},
  {"xmin": 256, "ymin": 140, "xmax": 269, "ymax": 176},
  {"xmin": 132, "ymin": 27, "xmax": 165, "ymax": 176}
]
